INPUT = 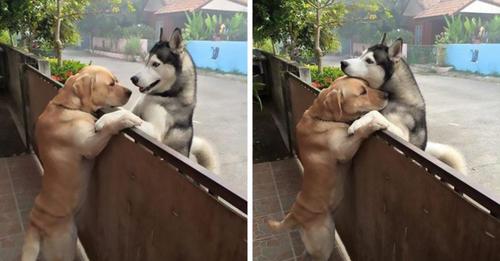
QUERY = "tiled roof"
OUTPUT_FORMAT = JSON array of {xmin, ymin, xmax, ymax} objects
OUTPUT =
[
  {"xmin": 414, "ymin": 0, "xmax": 473, "ymax": 19},
  {"xmin": 414, "ymin": 0, "xmax": 500, "ymax": 19},
  {"xmin": 155, "ymin": 0, "xmax": 210, "ymax": 14}
]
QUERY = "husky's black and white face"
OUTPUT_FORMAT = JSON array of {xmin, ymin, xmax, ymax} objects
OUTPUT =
[
  {"xmin": 131, "ymin": 28, "xmax": 184, "ymax": 94},
  {"xmin": 341, "ymin": 36, "xmax": 403, "ymax": 89}
]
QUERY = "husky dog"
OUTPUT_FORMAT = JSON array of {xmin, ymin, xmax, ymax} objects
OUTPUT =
[
  {"xmin": 130, "ymin": 28, "xmax": 219, "ymax": 173},
  {"xmin": 341, "ymin": 34, "xmax": 467, "ymax": 174}
]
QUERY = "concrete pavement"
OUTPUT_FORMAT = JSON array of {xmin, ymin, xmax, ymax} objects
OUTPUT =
[
  {"xmin": 417, "ymin": 74, "xmax": 500, "ymax": 198},
  {"xmin": 63, "ymin": 50, "xmax": 247, "ymax": 195}
]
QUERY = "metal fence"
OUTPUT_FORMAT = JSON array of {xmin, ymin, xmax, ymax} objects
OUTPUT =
[
  {"xmin": 254, "ymin": 49, "xmax": 310, "ymax": 153},
  {"xmin": 0, "ymin": 43, "xmax": 50, "ymax": 146},
  {"xmin": 407, "ymin": 45, "xmax": 437, "ymax": 65},
  {"xmin": 286, "ymin": 72, "xmax": 500, "ymax": 260},
  {"xmin": 2, "ymin": 50, "xmax": 248, "ymax": 259}
]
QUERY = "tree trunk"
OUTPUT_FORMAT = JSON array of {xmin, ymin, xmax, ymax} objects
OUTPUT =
[
  {"xmin": 55, "ymin": 0, "xmax": 63, "ymax": 67},
  {"xmin": 314, "ymin": 0, "xmax": 323, "ymax": 73},
  {"xmin": 8, "ymin": 30, "xmax": 14, "ymax": 46}
]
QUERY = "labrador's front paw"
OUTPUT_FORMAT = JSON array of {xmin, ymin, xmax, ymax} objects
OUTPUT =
[
  {"xmin": 348, "ymin": 111, "xmax": 376, "ymax": 135},
  {"xmin": 95, "ymin": 110, "xmax": 142, "ymax": 134}
]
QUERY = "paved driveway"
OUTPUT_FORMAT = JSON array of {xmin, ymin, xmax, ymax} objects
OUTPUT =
[
  {"xmin": 417, "ymin": 74, "xmax": 500, "ymax": 198},
  {"xmin": 63, "ymin": 50, "xmax": 247, "ymax": 195}
]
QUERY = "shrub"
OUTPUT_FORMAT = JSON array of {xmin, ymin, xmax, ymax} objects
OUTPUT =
[
  {"xmin": 49, "ymin": 58, "xmax": 87, "ymax": 84},
  {"xmin": 183, "ymin": 11, "xmax": 246, "ymax": 41},
  {"xmin": 307, "ymin": 65, "xmax": 344, "ymax": 89},
  {"xmin": 227, "ymin": 13, "xmax": 247, "ymax": 41},
  {"xmin": 124, "ymin": 37, "xmax": 142, "ymax": 58},
  {"xmin": 0, "ymin": 31, "xmax": 10, "ymax": 45}
]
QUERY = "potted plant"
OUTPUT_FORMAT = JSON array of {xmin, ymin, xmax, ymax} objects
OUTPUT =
[{"xmin": 434, "ymin": 32, "xmax": 453, "ymax": 73}]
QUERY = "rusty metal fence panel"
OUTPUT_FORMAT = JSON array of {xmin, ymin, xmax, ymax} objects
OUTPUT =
[
  {"xmin": 256, "ymin": 50, "xmax": 302, "ymax": 153},
  {"xmin": 287, "ymin": 72, "xmax": 500, "ymax": 260},
  {"xmin": 0, "ymin": 44, "xmax": 50, "ymax": 146},
  {"xmin": 23, "ymin": 65, "xmax": 247, "ymax": 260}
]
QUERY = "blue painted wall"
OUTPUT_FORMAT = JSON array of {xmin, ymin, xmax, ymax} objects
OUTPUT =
[
  {"xmin": 186, "ymin": 41, "xmax": 247, "ymax": 74},
  {"xmin": 446, "ymin": 44, "xmax": 500, "ymax": 75}
]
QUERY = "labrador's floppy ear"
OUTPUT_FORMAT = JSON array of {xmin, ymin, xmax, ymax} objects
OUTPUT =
[
  {"xmin": 388, "ymin": 38, "xmax": 403, "ymax": 62},
  {"xmin": 323, "ymin": 88, "xmax": 344, "ymax": 121},
  {"xmin": 170, "ymin": 28, "xmax": 184, "ymax": 51},
  {"xmin": 73, "ymin": 73, "xmax": 95, "ymax": 112},
  {"xmin": 52, "ymin": 74, "xmax": 79, "ymax": 109}
]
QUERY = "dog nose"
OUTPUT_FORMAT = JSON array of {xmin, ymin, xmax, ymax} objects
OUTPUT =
[
  {"xmin": 126, "ymin": 89, "xmax": 132, "ymax": 97},
  {"xmin": 340, "ymin": 61, "xmax": 348, "ymax": 70},
  {"xmin": 130, "ymin": 76, "xmax": 139, "ymax": 85}
]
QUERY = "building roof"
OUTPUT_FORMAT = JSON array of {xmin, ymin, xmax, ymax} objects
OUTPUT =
[
  {"xmin": 414, "ymin": 0, "xmax": 500, "ymax": 19},
  {"xmin": 155, "ymin": 0, "xmax": 210, "ymax": 14},
  {"xmin": 201, "ymin": 0, "xmax": 247, "ymax": 12},
  {"xmin": 153, "ymin": 0, "xmax": 246, "ymax": 14}
]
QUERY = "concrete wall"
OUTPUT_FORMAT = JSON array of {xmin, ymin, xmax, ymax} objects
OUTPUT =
[
  {"xmin": 186, "ymin": 41, "xmax": 247, "ymax": 74},
  {"xmin": 446, "ymin": 44, "xmax": 500, "ymax": 75}
]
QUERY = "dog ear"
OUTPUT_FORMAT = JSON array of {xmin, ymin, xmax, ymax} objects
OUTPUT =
[
  {"xmin": 389, "ymin": 38, "xmax": 403, "ymax": 62},
  {"xmin": 324, "ymin": 89, "xmax": 344, "ymax": 121},
  {"xmin": 159, "ymin": 27, "xmax": 164, "ymax": 42},
  {"xmin": 73, "ymin": 73, "xmax": 95, "ymax": 112},
  {"xmin": 380, "ymin": 33, "xmax": 387, "ymax": 45},
  {"xmin": 170, "ymin": 28, "xmax": 184, "ymax": 51}
]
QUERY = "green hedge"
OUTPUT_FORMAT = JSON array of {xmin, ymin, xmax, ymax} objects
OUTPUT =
[
  {"xmin": 307, "ymin": 65, "xmax": 344, "ymax": 89},
  {"xmin": 49, "ymin": 59, "xmax": 87, "ymax": 84}
]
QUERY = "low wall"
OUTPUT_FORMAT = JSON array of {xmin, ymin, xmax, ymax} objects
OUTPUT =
[
  {"xmin": 92, "ymin": 37, "xmax": 148, "ymax": 54},
  {"xmin": 446, "ymin": 44, "xmax": 500, "ymax": 75},
  {"xmin": 186, "ymin": 41, "xmax": 247, "ymax": 74}
]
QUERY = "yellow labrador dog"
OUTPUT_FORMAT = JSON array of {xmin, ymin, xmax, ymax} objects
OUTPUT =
[
  {"xmin": 268, "ymin": 77, "xmax": 390, "ymax": 261},
  {"xmin": 21, "ymin": 65, "xmax": 143, "ymax": 261}
]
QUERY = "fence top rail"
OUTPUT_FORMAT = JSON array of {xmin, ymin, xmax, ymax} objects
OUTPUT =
[
  {"xmin": 24, "ymin": 64, "xmax": 247, "ymax": 214},
  {"xmin": 286, "ymin": 72, "xmax": 500, "ymax": 218},
  {"xmin": 0, "ymin": 43, "xmax": 45, "ymax": 63}
]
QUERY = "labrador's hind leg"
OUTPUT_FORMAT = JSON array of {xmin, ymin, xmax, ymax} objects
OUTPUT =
[
  {"xmin": 300, "ymin": 214, "xmax": 335, "ymax": 261},
  {"xmin": 42, "ymin": 220, "xmax": 78, "ymax": 261}
]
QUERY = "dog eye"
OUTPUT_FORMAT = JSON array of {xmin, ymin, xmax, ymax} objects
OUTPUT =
[
  {"xmin": 365, "ymin": 58, "xmax": 374, "ymax": 64},
  {"xmin": 110, "ymin": 82, "xmax": 115, "ymax": 86},
  {"xmin": 152, "ymin": 62, "xmax": 160, "ymax": 67}
]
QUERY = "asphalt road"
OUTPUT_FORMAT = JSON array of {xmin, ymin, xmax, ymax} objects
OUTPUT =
[
  {"xmin": 416, "ymin": 73, "xmax": 500, "ymax": 198},
  {"xmin": 63, "ymin": 50, "xmax": 247, "ymax": 195}
]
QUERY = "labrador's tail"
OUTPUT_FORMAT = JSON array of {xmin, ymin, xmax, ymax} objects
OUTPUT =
[{"xmin": 267, "ymin": 213, "xmax": 299, "ymax": 232}]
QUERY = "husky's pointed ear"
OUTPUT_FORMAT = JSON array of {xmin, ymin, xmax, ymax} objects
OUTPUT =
[
  {"xmin": 170, "ymin": 28, "xmax": 184, "ymax": 51},
  {"xmin": 159, "ymin": 27, "xmax": 164, "ymax": 42},
  {"xmin": 389, "ymin": 38, "xmax": 403, "ymax": 62},
  {"xmin": 380, "ymin": 33, "xmax": 387, "ymax": 45}
]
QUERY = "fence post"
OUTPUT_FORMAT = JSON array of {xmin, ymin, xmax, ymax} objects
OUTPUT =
[
  {"xmin": 19, "ymin": 63, "xmax": 31, "ymax": 152},
  {"xmin": 37, "ymin": 59, "xmax": 51, "ymax": 77}
]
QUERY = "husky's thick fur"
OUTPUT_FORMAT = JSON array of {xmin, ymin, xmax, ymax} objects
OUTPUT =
[
  {"xmin": 131, "ymin": 28, "xmax": 219, "ymax": 173},
  {"xmin": 341, "ymin": 34, "xmax": 467, "ymax": 174}
]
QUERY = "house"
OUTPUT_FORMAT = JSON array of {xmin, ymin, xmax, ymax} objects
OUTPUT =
[
  {"xmin": 143, "ymin": 0, "xmax": 247, "ymax": 39},
  {"xmin": 404, "ymin": 0, "xmax": 500, "ymax": 44}
]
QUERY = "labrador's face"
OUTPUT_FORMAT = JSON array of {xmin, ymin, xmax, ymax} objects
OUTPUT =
[
  {"xmin": 68, "ymin": 65, "xmax": 132, "ymax": 111},
  {"xmin": 322, "ymin": 76, "xmax": 388, "ymax": 122}
]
